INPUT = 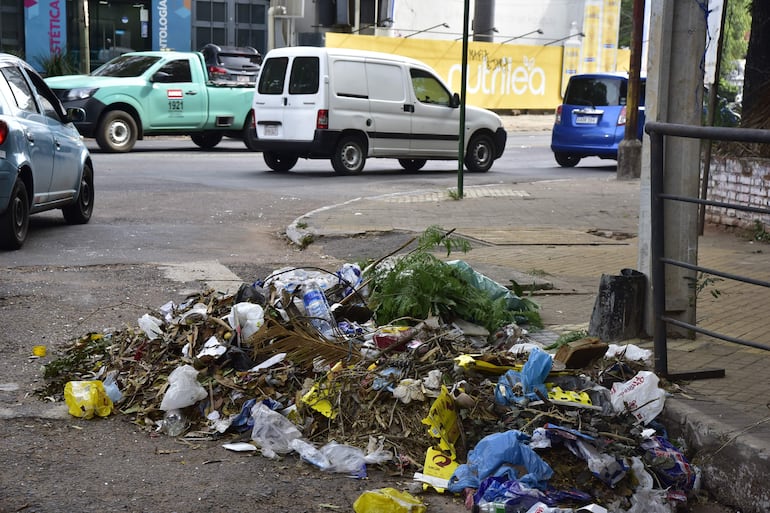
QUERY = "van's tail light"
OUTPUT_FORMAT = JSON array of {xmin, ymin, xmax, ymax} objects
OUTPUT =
[
  {"xmin": 0, "ymin": 120, "xmax": 7, "ymax": 145},
  {"xmin": 554, "ymin": 105, "xmax": 562, "ymax": 125},
  {"xmin": 316, "ymin": 109, "xmax": 329, "ymax": 129},
  {"xmin": 617, "ymin": 106, "xmax": 627, "ymax": 126}
]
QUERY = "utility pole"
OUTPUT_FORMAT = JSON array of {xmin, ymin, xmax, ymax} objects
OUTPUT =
[
  {"xmin": 78, "ymin": 0, "xmax": 90, "ymax": 73},
  {"xmin": 616, "ymin": 0, "xmax": 645, "ymax": 180},
  {"xmin": 638, "ymin": 0, "xmax": 706, "ymax": 337}
]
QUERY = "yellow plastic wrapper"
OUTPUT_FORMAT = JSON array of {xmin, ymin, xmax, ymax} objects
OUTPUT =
[
  {"xmin": 353, "ymin": 488, "xmax": 426, "ymax": 513},
  {"xmin": 64, "ymin": 380, "xmax": 113, "ymax": 419}
]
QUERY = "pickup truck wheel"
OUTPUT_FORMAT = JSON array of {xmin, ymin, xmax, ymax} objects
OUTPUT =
[
  {"xmin": 242, "ymin": 113, "xmax": 259, "ymax": 151},
  {"xmin": 96, "ymin": 110, "xmax": 138, "ymax": 153},
  {"xmin": 62, "ymin": 163, "xmax": 94, "ymax": 225},
  {"xmin": 0, "ymin": 178, "xmax": 29, "ymax": 250},
  {"xmin": 191, "ymin": 132, "xmax": 223, "ymax": 149},
  {"xmin": 332, "ymin": 134, "xmax": 366, "ymax": 174},
  {"xmin": 263, "ymin": 152, "xmax": 298, "ymax": 172},
  {"xmin": 398, "ymin": 159, "xmax": 427, "ymax": 172},
  {"xmin": 554, "ymin": 152, "xmax": 580, "ymax": 167},
  {"xmin": 464, "ymin": 133, "xmax": 494, "ymax": 172}
]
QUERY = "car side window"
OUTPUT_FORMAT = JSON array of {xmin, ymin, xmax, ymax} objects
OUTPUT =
[
  {"xmin": 0, "ymin": 66, "xmax": 39, "ymax": 113},
  {"xmin": 157, "ymin": 59, "xmax": 193, "ymax": 83},
  {"xmin": 0, "ymin": 70, "xmax": 15, "ymax": 113},
  {"xmin": 25, "ymin": 67, "xmax": 64, "ymax": 121},
  {"xmin": 409, "ymin": 68, "xmax": 450, "ymax": 106},
  {"xmin": 289, "ymin": 57, "xmax": 319, "ymax": 95},
  {"xmin": 257, "ymin": 57, "xmax": 288, "ymax": 95}
]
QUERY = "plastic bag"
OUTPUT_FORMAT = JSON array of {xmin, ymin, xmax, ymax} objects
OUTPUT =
[
  {"xmin": 610, "ymin": 371, "xmax": 666, "ymax": 424},
  {"xmin": 353, "ymin": 488, "xmax": 426, "ymax": 513},
  {"xmin": 495, "ymin": 348, "xmax": 553, "ymax": 405},
  {"xmin": 640, "ymin": 436, "xmax": 697, "ymax": 491},
  {"xmin": 447, "ymin": 430, "xmax": 553, "ymax": 493},
  {"xmin": 160, "ymin": 365, "xmax": 207, "ymax": 411},
  {"xmin": 319, "ymin": 442, "xmax": 367, "ymax": 476},
  {"xmin": 290, "ymin": 438, "xmax": 332, "ymax": 470},
  {"xmin": 138, "ymin": 313, "xmax": 164, "ymax": 340},
  {"xmin": 64, "ymin": 380, "xmax": 113, "ymax": 419},
  {"xmin": 250, "ymin": 402, "xmax": 302, "ymax": 458},
  {"xmin": 226, "ymin": 302, "xmax": 265, "ymax": 341}
]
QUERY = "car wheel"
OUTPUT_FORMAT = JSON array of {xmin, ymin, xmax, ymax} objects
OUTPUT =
[
  {"xmin": 554, "ymin": 152, "xmax": 581, "ymax": 167},
  {"xmin": 398, "ymin": 159, "xmax": 427, "ymax": 172},
  {"xmin": 263, "ymin": 152, "xmax": 298, "ymax": 172},
  {"xmin": 242, "ymin": 112, "xmax": 259, "ymax": 151},
  {"xmin": 191, "ymin": 132, "xmax": 224, "ymax": 149},
  {"xmin": 62, "ymin": 163, "xmax": 94, "ymax": 225},
  {"xmin": 96, "ymin": 110, "xmax": 138, "ymax": 153},
  {"xmin": 464, "ymin": 133, "xmax": 494, "ymax": 172},
  {"xmin": 331, "ymin": 134, "xmax": 366, "ymax": 175},
  {"xmin": 0, "ymin": 177, "xmax": 30, "ymax": 250}
]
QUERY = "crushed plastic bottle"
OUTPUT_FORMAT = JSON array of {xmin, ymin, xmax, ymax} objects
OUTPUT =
[
  {"xmin": 161, "ymin": 409, "xmax": 188, "ymax": 436},
  {"xmin": 302, "ymin": 280, "xmax": 335, "ymax": 339}
]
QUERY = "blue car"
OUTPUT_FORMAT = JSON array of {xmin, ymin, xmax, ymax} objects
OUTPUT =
[
  {"xmin": 0, "ymin": 53, "xmax": 93, "ymax": 249},
  {"xmin": 551, "ymin": 72, "xmax": 646, "ymax": 167}
]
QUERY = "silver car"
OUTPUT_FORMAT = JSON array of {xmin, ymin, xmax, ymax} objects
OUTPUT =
[{"xmin": 0, "ymin": 53, "xmax": 93, "ymax": 249}]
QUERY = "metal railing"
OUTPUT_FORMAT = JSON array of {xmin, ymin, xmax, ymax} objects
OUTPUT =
[{"xmin": 646, "ymin": 121, "xmax": 770, "ymax": 380}]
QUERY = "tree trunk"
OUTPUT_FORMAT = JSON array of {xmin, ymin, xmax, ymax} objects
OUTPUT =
[{"xmin": 742, "ymin": 1, "xmax": 770, "ymax": 120}]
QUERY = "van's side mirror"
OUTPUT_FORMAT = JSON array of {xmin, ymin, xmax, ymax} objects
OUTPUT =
[{"xmin": 450, "ymin": 93, "xmax": 460, "ymax": 108}]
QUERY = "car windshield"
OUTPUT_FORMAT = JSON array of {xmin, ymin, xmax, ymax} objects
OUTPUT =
[
  {"xmin": 564, "ymin": 77, "xmax": 626, "ymax": 107},
  {"xmin": 91, "ymin": 55, "xmax": 161, "ymax": 77}
]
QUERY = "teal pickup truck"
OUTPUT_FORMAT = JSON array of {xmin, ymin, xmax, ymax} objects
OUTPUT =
[{"xmin": 45, "ymin": 51, "xmax": 257, "ymax": 152}]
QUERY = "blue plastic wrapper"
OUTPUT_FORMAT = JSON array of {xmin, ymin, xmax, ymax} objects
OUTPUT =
[
  {"xmin": 543, "ymin": 423, "xmax": 628, "ymax": 487},
  {"xmin": 228, "ymin": 398, "xmax": 256, "ymax": 433},
  {"xmin": 472, "ymin": 476, "xmax": 593, "ymax": 509},
  {"xmin": 447, "ymin": 430, "xmax": 553, "ymax": 493},
  {"xmin": 495, "ymin": 348, "xmax": 553, "ymax": 405},
  {"xmin": 641, "ymin": 436, "xmax": 697, "ymax": 491}
]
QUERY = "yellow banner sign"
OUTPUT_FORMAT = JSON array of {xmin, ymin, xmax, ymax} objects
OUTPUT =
[{"xmin": 325, "ymin": 33, "xmax": 563, "ymax": 110}]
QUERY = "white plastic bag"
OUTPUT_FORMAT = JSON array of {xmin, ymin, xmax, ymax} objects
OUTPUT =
[
  {"xmin": 160, "ymin": 365, "xmax": 207, "ymax": 411},
  {"xmin": 319, "ymin": 442, "xmax": 367, "ymax": 475},
  {"xmin": 250, "ymin": 402, "xmax": 302, "ymax": 458},
  {"xmin": 138, "ymin": 313, "xmax": 164, "ymax": 340},
  {"xmin": 610, "ymin": 371, "xmax": 666, "ymax": 425},
  {"xmin": 227, "ymin": 302, "xmax": 265, "ymax": 341}
]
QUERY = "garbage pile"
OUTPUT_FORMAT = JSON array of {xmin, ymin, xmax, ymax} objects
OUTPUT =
[{"xmin": 38, "ymin": 228, "xmax": 701, "ymax": 513}]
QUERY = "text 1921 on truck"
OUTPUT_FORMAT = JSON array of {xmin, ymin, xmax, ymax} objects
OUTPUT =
[{"xmin": 45, "ymin": 51, "xmax": 257, "ymax": 153}]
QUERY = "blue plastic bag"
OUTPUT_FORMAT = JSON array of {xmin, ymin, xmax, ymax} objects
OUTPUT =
[
  {"xmin": 495, "ymin": 348, "xmax": 553, "ymax": 405},
  {"xmin": 447, "ymin": 430, "xmax": 553, "ymax": 493}
]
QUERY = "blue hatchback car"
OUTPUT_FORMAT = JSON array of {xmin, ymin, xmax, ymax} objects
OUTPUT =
[
  {"xmin": 0, "ymin": 53, "xmax": 93, "ymax": 249},
  {"xmin": 550, "ymin": 72, "xmax": 646, "ymax": 167}
]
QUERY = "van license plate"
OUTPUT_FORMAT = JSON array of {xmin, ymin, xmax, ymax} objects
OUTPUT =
[
  {"xmin": 575, "ymin": 116, "xmax": 598, "ymax": 125},
  {"xmin": 265, "ymin": 125, "xmax": 278, "ymax": 136}
]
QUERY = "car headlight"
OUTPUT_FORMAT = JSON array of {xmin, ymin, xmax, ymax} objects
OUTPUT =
[{"xmin": 63, "ymin": 87, "xmax": 99, "ymax": 101}]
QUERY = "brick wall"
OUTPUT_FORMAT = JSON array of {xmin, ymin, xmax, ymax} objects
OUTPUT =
[{"xmin": 706, "ymin": 156, "xmax": 770, "ymax": 230}]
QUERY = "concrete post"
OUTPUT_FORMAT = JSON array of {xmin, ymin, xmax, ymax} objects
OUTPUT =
[{"xmin": 638, "ymin": 0, "xmax": 706, "ymax": 337}]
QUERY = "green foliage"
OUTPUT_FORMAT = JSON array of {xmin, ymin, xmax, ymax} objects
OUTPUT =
[
  {"xmin": 751, "ymin": 220, "xmax": 770, "ymax": 243},
  {"xmin": 685, "ymin": 272, "xmax": 723, "ymax": 306},
  {"xmin": 720, "ymin": 0, "xmax": 750, "ymax": 85},
  {"xmin": 37, "ymin": 50, "xmax": 77, "ymax": 77},
  {"xmin": 546, "ymin": 329, "xmax": 589, "ymax": 350},
  {"xmin": 365, "ymin": 225, "xmax": 541, "ymax": 333}
]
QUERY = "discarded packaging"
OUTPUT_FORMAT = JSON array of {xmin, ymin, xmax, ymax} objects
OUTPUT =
[
  {"xmin": 64, "ymin": 380, "xmax": 113, "ymax": 419},
  {"xmin": 353, "ymin": 487, "xmax": 426, "ymax": 513}
]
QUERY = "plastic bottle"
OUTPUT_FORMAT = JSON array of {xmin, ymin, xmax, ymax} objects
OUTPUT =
[
  {"xmin": 302, "ymin": 280, "xmax": 335, "ymax": 338},
  {"xmin": 162, "ymin": 409, "xmax": 188, "ymax": 436}
]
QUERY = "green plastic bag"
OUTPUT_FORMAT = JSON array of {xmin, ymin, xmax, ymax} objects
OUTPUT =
[{"xmin": 353, "ymin": 488, "xmax": 426, "ymax": 513}]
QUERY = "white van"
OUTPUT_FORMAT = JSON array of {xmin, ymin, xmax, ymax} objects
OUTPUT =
[{"xmin": 250, "ymin": 46, "xmax": 507, "ymax": 174}]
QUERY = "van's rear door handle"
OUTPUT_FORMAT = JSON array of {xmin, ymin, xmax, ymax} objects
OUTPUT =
[
  {"xmin": 283, "ymin": 97, "xmax": 288, "ymax": 106},
  {"xmin": 403, "ymin": 104, "xmax": 414, "ymax": 113}
]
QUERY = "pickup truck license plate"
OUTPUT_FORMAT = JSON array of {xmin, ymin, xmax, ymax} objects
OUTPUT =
[{"xmin": 575, "ymin": 116, "xmax": 599, "ymax": 125}]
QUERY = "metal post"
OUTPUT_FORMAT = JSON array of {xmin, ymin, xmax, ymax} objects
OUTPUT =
[
  {"xmin": 649, "ymin": 129, "xmax": 668, "ymax": 376},
  {"xmin": 457, "ymin": 0, "xmax": 470, "ymax": 198}
]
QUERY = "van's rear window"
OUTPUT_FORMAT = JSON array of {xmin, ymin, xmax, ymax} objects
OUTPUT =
[
  {"xmin": 288, "ymin": 57, "xmax": 319, "ymax": 95},
  {"xmin": 564, "ymin": 77, "xmax": 627, "ymax": 107},
  {"xmin": 258, "ymin": 57, "xmax": 288, "ymax": 94}
]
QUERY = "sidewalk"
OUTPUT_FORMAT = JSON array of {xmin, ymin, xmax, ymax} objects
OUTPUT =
[{"xmin": 289, "ymin": 175, "xmax": 770, "ymax": 511}]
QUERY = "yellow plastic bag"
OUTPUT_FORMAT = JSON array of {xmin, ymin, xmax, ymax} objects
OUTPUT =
[
  {"xmin": 353, "ymin": 488, "xmax": 426, "ymax": 513},
  {"xmin": 64, "ymin": 380, "xmax": 113, "ymax": 419}
]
